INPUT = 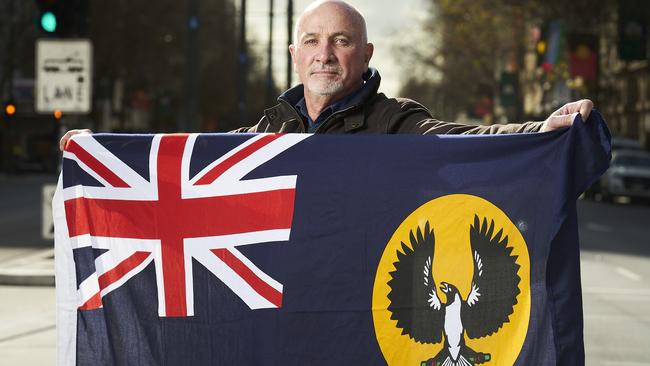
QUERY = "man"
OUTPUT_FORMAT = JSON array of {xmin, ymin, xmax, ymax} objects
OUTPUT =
[{"xmin": 60, "ymin": 0, "xmax": 593, "ymax": 149}]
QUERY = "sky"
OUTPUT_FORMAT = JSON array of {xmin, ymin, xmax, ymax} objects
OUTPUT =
[{"xmin": 246, "ymin": 0, "xmax": 429, "ymax": 97}]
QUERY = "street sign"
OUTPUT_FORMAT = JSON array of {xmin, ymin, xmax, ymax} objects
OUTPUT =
[
  {"xmin": 36, "ymin": 39, "xmax": 92, "ymax": 113},
  {"xmin": 42, "ymin": 184, "xmax": 57, "ymax": 240}
]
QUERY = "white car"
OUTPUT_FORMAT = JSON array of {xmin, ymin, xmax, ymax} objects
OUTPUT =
[{"xmin": 600, "ymin": 149, "xmax": 650, "ymax": 201}]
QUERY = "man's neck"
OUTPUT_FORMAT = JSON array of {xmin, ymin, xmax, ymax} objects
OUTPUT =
[
  {"xmin": 304, "ymin": 94, "xmax": 339, "ymax": 122},
  {"xmin": 302, "ymin": 80, "xmax": 364, "ymax": 122}
]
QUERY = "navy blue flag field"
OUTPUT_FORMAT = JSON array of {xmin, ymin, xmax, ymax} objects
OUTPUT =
[{"xmin": 54, "ymin": 112, "xmax": 610, "ymax": 366}]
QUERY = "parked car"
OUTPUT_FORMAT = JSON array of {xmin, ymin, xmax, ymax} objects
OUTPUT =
[
  {"xmin": 583, "ymin": 137, "xmax": 643, "ymax": 200},
  {"xmin": 598, "ymin": 149, "xmax": 650, "ymax": 202},
  {"xmin": 611, "ymin": 136, "xmax": 642, "ymax": 151}
]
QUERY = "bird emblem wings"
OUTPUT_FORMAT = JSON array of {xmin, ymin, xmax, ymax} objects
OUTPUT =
[
  {"xmin": 462, "ymin": 215, "xmax": 521, "ymax": 339},
  {"xmin": 386, "ymin": 216, "xmax": 521, "ymax": 345},
  {"xmin": 387, "ymin": 222, "xmax": 444, "ymax": 344}
]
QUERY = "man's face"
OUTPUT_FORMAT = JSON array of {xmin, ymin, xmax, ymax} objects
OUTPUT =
[{"xmin": 289, "ymin": 3, "xmax": 373, "ymax": 101}]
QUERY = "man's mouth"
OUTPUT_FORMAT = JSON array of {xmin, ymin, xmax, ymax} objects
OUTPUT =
[{"xmin": 310, "ymin": 68, "xmax": 340, "ymax": 76}]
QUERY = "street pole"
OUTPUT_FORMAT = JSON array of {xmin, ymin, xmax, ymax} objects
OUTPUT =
[
  {"xmin": 266, "ymin": 0, "xmax": 275, "ymax": 106},
  {"xmin": 286, "ymin": 0, "xmax": 293, "ymax": 90},
  {"xmin": 237, "ymin": 0, "xmax": 248, "ymax": 123},
  {"xmin": 1, "ymin": 0, "xmax": 16, "ymax": 172},
  {"xmin": 184, "ymin": 0, "xmax": 200, "ymax": 132},
  {"xmin": 6, "ymin": 0, "xmax": 15, "ymax": 101}
]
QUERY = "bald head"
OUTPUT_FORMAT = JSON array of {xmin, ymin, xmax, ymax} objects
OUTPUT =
[
  {"xmin": 289, "ymin": 0, "xmax": 374, "ymax": 108},
  {"xmin": 294, "ymin": 1, "xmax": 369, "ymax": 44}
]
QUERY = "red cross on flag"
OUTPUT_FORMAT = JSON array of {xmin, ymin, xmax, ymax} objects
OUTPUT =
[{"xmin": 60, "ymin": 133, "xmax": 310, "ymax": 317}]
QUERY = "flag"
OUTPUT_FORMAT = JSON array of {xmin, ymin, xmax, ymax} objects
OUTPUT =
[
  {"xmin": 568, "ymin": 34, "xmax": 598, "ymax": 82},
  {"xmin": 54, "ymin": 112, "xmax": 610, "ymax": 366},
  {"xmin": 540, "ymin": 20, "xmax": 564, "ymax": 72}
]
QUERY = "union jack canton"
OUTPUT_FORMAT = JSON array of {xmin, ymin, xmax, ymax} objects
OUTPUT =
[{"xmin": 58, "ymin": 133, "xmax": 310, "ymax": 318}]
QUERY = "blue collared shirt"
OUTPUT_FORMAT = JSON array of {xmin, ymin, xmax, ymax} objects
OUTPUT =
[{"xmin": 295, "ymin": 83, "xmax": 367, "ymax": 133}]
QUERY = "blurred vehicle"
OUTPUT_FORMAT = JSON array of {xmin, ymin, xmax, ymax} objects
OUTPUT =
[
  {"xmin": 611, "ymin": 136, "xmax": 642, "ymax": 151},
  {"xmin": 596, "ymin": 149, "xmax": 650, "ymax": 202},
  {"xmin": 583, "ymin": 137, "xmax": 643, "ymax": 200}
]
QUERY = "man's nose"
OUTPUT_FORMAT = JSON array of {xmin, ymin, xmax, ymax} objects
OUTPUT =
[{"xmin": 314, "ymin": 41, "xmax": 336, "ymax": 64}]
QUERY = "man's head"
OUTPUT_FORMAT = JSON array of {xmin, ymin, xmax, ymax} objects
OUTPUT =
[{"xmin": 289, "ymin": 0, "xmax": 374, "ymax": 103}]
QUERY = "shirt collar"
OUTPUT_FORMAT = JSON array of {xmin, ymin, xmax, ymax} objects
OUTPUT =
[{"xmin": 294, "ymin": 82, "xmax": 368, "ymax": 132}]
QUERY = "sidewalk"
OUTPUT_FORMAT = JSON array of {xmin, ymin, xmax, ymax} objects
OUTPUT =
[
  {"xmin": 0, "ymin": 247, "xmax": 56, "ymax": 366},
  {"xmin": 0, "ymin": 246, "xmax": 55, "ymax": 286}
]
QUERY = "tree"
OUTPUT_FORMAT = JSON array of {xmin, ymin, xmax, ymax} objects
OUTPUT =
[
  {"xmin": 89, "ymin": 0, "xmax": 275, "ymax": 132},
  {"xmin": 399, "ymin": 0, "xmax": 611, "ymax": 122}
]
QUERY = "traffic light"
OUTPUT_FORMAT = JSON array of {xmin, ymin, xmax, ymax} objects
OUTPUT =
[
  {"xmin": 40, "ymin": 10, "xmax": 57, "ymax": 33},
  {"xmin": 35, "ymin": 0, "xmax": 88, "ymax": 37},
  {"xmin": 3, "ymin": 100, "xmax": 17, "ymax": 121},
  {"xmin": 36, "ymin": 0, "xmax": 59, "ymax": 34}
]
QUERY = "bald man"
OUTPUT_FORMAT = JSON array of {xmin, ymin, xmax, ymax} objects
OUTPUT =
[
  {"xmin": 60, "ymin": 0, "xmax": 593, "ymax": 149},
  {"xmin": 232, "ymin": 0, "xmax": 592, "ymax": 135}
]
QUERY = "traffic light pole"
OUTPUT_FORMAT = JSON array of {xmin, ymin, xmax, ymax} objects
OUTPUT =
[
  {"xmin": 1, "ymin": 0, "xmax": 16, "ymax": 172},
  {"xmin": 266, "ymin": 0, "xmax": 274, "ymax": 107},
  {"xmin": 184, "ymin": 0, "xmax": 200, "ymax": 132},
  {"xmin": 4, "ymin": 0, "xmax": 15, "ymax": 101},
  {"xmin": 286, "ymin": 0, "xmax": 293, "ymax": 90},
  {"xmin": 237, "ymin": 0, "xmax": 248, "ymax": 124}
]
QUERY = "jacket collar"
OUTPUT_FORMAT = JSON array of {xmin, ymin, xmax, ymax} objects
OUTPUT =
[{"xmin": 265, "ymin": 68, "xmax": 381, "ymax": 131}]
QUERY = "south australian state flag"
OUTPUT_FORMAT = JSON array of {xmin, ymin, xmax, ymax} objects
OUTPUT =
[{"xmin": 54, "ymin": 112, "xmax": 610, "ymax": 366}]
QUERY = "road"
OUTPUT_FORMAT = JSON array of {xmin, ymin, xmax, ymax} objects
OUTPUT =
[
  {"xmin": 0, "ymin": 173, "xmax": 648, "ymax": 365},
  {"xmin": 0, "ymin": 173, "xmax": 57, "ymax": 247},
  {"xmin": 0, "ymin": 174, "xmax": 57, "ymax": 365},
  {"xmin": 579, "ymin": 199, "xmax": 650, "ymax": 366},
  {"xmin": 0, "ymin": 284, "xmax": 55, "ymax": 366}
]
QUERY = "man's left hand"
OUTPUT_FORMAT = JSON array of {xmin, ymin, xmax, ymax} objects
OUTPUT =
[{"xmin": 541, "ymin": 99, "xmax": 593, "ymax": 132}]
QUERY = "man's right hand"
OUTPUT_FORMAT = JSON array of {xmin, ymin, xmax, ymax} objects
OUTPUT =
[{"xmin": 59, "ymin": 129, "xmax": 92, "ymax": 152}]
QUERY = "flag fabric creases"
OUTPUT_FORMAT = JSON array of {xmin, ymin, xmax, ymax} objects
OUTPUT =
[{"xmin": 54, "ymin": 112, "xmax": 610, "ymax": 366}]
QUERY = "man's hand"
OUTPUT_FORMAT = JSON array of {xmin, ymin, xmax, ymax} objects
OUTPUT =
[
  {"xmin": 59, "ymin": 129, "xmax": 92, "ymax": 152},
  {"xmin": 541, "ymin": 99, "xmax": 593, "ymax": 132}
]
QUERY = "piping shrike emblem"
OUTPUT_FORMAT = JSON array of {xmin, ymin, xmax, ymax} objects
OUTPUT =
[{"xmin": 372, "ymin": 194, "xmax": 531, "ymax": 366}]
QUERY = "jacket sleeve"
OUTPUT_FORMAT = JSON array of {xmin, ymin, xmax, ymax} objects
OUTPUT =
[
  {"xmin": 231, "ymin": 126, "xmax": 257, "ymax": 133},
  {"xmin": 230, "ymin": 117, "xmax": 267, "ymax": 133},
  {"xmin": 387, "ymin": 98, "xmax": 544, "ymax": 135}
]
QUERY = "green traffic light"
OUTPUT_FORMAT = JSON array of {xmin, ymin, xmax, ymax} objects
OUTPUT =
[{"xmin": 41, "ymin": 11, "xmax": 57, "ymax": 33}]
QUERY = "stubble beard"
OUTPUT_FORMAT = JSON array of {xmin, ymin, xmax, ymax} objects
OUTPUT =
[
  {"xmin": 306, "ymin": 65, "xmax": 345, "ymax": 96},
  {"xmin": 307, "ymin": 79, "xmax": 345, "ymax": 96}
]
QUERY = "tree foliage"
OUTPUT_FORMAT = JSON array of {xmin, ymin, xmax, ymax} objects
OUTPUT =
[
  {"xmin": 89, "ymin": 0, "xmax": 275, "ymax": 132},
  {"xmin": 399, "ymin": 0, "xmax": 611, "ymax": 121}
]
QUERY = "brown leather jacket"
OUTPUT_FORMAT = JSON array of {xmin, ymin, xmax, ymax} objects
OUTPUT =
[{"xmin": 234, "ymin": 69, "xmax": 543, "ymax": 135}]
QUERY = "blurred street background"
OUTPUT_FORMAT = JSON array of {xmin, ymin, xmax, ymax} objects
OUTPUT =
[{"xmin": 1, "ymin": 0, "xmax": 649, "ymax": 365}]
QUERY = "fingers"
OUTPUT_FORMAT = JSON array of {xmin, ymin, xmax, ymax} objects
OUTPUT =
[
  {"xmin": 541, "ymin": 113, "xmax": 578, "ymax": 132},
  {"xmin": 551, "ymin": 99, "xmax": 593, "ymax": 119},
  {"xmin": 578, "ymin": 99, "xmax": 593, "ymax": 121},
  {"xmin": 59, "ymin": 129, "xmax": 92, "ymax": 152},
  {"xmin": 550, "ymin": 102, "xmax": 572, "ymax": 117},
  {"xmin": 543, "ymin": 99, "xmax": 594, "ymax": 132}
]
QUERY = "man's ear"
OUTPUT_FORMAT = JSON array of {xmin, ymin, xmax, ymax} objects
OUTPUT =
[
  {"xmin": 364, "ymin": 43, "xmax": 374, "ymax": 67},
  {"xmin": 289, "ymin": 44, "xmax": 298, "ymax": 73}
]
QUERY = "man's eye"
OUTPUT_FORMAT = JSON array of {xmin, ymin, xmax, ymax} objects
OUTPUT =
[
  {"xmin": 335, "ymin": 38, "xmax": 350, "ymax": 45},
  {"xmin": 304, "ymin": 39, "xmax": 317, "ymax": 45}
]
